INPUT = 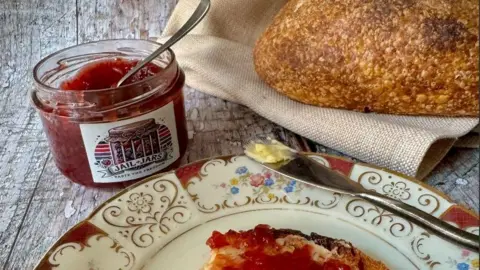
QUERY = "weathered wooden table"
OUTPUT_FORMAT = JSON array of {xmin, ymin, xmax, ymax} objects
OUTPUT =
[{"xmin": 0, "ymin": 1, "xmax": 478, "ymax": 269}]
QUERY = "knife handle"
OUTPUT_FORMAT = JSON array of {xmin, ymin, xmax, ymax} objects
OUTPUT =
[{"xmin": 358, "ymin": 192, "xmax": 479, "ymax": 251}]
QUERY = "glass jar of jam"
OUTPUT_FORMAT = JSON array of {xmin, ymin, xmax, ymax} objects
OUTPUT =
[{"xmin": 31, "ymin": 39, "xmax": 188, "ymax": 187}]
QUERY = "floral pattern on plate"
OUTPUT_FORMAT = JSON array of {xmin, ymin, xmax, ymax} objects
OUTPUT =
[
  {"xmin": 446, "ymin": 249, "xmax": 480, "ymax": 270},
  {"xmin": 213, "ymin": 166, "xmax": 305, "ymax": 199},
  {"xmin": 35, "ymin": 154, "xmax": 479, "ymax": 270}
]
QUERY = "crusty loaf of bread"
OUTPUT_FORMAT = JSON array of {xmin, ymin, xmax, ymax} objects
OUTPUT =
[{"xmin": 254, "ymin": 0, "xmax": 479, "ymax": 116}]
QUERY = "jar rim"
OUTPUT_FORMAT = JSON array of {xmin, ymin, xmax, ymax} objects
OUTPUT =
[{"xmin": 32, "ymin": 39, "xmax": 177, "ymax": 94}]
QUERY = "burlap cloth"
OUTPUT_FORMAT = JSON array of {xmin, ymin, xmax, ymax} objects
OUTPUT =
[{"xmin": 159, "ymin": 0, "xmax": 479, "ymax": 179}]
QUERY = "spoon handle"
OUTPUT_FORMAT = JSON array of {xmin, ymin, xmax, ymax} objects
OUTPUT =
[
  {"xmin": 358, "ymin": 192, "xmax": 479, "ymax": 251},
  {"xmin": 117, "ymin": 0, "xmax": 211, "ymax": 87}
]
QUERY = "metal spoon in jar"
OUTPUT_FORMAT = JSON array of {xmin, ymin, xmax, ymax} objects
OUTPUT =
[{"xmin": 116, "ymin": 0, "xmax": 211, "ymax": 87}]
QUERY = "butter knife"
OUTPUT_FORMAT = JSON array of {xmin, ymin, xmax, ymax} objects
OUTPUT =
[{"xmin": 257, "ymin": 154, "xmax": 479, "ymax": 251}]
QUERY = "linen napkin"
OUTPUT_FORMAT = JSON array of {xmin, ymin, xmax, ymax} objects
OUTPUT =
[{"xmin": 159, "ymin": 0, "xmax": 479, "ymax": 179}]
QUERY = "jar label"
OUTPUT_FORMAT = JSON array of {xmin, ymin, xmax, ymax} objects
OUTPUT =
[{"xmin": 80, "ymin": 102, "xmax": 180, "ymax": 183}]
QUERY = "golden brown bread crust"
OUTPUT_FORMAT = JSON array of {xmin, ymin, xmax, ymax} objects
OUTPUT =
[{"xmin": 254, "ymin": 0, "xmax": 479, "ymax": 116}]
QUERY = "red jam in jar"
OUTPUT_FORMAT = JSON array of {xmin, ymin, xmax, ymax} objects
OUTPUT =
[
  {"xmin": 31, "ymin": 40, "xmax": 188, "ymax": 187},
  {"xmin": 59, "ymin": 58, "xmax": 162, "ymax": 90}
]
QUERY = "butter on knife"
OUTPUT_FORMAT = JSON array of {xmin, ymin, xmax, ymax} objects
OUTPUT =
[{"xmin": 244, "ymin": 139, "xmax": 295, "ymax": 164}]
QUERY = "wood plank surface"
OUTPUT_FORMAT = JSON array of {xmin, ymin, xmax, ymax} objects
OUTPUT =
[
  {"xmin": 0, "ymin": 0, "xmax": 478, "ymax": 269},
  {"xmin": 426, "ymin": 148, "xmax": 479, "ymax": 212},
  {"xmin": 0, "ymin": 0, "xmax": 77, "ymax": 267}
]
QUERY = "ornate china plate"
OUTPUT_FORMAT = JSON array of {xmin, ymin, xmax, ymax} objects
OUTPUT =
[{"xmin": 35, "ymin": 154, "xmax": 479, "ymax": 270}]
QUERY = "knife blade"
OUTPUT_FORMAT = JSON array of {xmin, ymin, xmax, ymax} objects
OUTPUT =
[{"xmin": 253, "ymin": 153, "xmax": 480, "ymax": 251}]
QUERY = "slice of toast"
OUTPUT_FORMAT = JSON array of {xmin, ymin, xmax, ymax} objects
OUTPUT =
[{"xmin": 204, "ymin": 225, "xmax": 388, "ymax": 270}]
